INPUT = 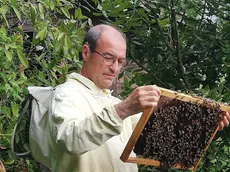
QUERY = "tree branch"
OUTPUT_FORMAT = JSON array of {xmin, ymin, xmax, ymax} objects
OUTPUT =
[
  {"xmin": 130, "ymin": 56, "xmax": 169, "ymax": 87},
  {"xmin": 198, "ymin": 0, "xmax": 207, "ymax": 29},
  {"xmin": 153, "ymin": 14, "xmax": 176, "ymax": 54},
  {"xmin": 170, "ymin": 0, "xmax": 190, "ymax": 89},
  {"xmin": 179, "ymin": 11, "xmax": 186, "ymax": 27}
]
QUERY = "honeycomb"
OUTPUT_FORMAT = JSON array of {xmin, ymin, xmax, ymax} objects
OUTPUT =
[{"xmin": 134, "ymin": 96, "xmax": 222, "ymax": 169}]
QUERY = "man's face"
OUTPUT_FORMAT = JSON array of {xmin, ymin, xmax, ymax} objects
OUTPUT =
[{"xmin": 83, "ymin": 29, "xmax": 126, "ymax": 89}]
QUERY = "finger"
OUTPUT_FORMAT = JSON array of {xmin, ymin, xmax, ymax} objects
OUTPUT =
[
  {"xmin": 152, "ymin": 85, "xmax": 161, "ymax": 96},
  {"xmin": 147, "ymin": 96, "xmax": 160, "ymax": 103},
  {"xmin": 138, "ymin": 98, "xmax": 159, "ymax": 108},
  {"xmin": 142, "ymin": 91, "xmax": 161, "ymax": 98},
  {"xmin": 138, "ymin": 93, "xmax": 160, "ymax": 103},
  {"xmin": 218, "ymin": 121, "xmax": 224, "ymax": 130},
  {"xmin": 136, "ymin": 90, "xmax": 161, "ymax": 100},
  {"xmin": 222, "ymin": 116, "xmax": 229, "ymax": 127},
  {"xmin": 225, "ymin": 111, "xmax": 230, "ymax": 121},
  {"xmin": 145, "ymin": 101, "xmax": 158, "ymax": 109},
  {"xmin": 138, "ymin": 96, "xmax": 159, "ymax": 107},
  {"xmin": 140, "ymin": 85, "xmax": 161, "ymax": 96},
  {"xmin": 150, "ymin": 101, "xmax": 158, "ymax": 108}
]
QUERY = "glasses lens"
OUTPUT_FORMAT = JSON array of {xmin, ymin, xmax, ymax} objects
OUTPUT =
[
  {"xmin": 120, "ymin": 59, "xmax": 127, "ymax": 67},
  {"xmin": 104, "ymin": 57, "xmax": 127, "ymax": 67},
  {"xmin": 94, "ymin": 50, "xmax": 127, "ymax": 67},
  {"xmin": 103, "ymin": 56, "xmax": 114, "ymax": 65}
]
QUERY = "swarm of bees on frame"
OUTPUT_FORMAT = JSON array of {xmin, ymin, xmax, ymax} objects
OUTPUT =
[{"xmin": 134, "ymin": 96, "xmax": 223, "ymax": 169}]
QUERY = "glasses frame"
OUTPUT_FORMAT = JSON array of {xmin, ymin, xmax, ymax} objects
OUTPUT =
[{"xmin": 85, "ymin": 43, "xmax": 128, "ymax": 68}]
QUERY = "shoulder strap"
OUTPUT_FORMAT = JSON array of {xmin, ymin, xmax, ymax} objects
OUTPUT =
[
  {"xmin": 11, "ymin": 86, "xmax": 54, "ymax": 158},
  {"xmin": 10, "ymin": 94, "xmax": 32, "ymax": 157},
  {"xmin": 28, "ymin": 86, "xmax": 54, "ymax": 109}
]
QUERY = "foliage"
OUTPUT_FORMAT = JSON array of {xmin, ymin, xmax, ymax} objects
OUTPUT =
[
  {"xmin": 0, "ymin": 0, "xmax": 89, "ymax": 171},
  {"xmin": 0, "ymin": 0, "xmax": 230, "ymax": 171}
]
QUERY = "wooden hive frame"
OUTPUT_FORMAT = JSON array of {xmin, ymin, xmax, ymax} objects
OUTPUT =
[
  {"xmin": 120, "ymin": 87, "xmax": 230, "ymax": 171},
  {"xmin": 0, "ymin": 161, "xmax": 6, "ymax": 172}
]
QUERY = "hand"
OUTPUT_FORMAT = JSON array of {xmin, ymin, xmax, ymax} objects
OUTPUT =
[
  {"xmin": 218, "ymin": 111, "xmax": 230, "ymax": 130},
  {"xmin": 115, "ymin": 85, "xmax": 161, "ymax": 120}
]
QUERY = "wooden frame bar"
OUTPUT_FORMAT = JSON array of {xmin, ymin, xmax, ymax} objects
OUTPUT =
[
  {"xmin": 120, "ymin": 87, "xmax": 230, "ymax": 171},
  {"xmin": 0, "ymin": 161, "xmax": 6, "ymax": 172},
  {"xmin": 159, "ymin": 87, "xmax": 230, "ymax": 111}
]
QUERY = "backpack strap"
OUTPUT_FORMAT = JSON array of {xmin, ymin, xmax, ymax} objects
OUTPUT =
[
  {"xmin": 11, "ymin": 95, "xmax": 32, "ymax": 157},
  {"xmin": 11, "ymin": 86, "xmax": 55, "ymax": 161},
  {"xmin": 28, "ymin": 86, "xmax": 54, "ymax": 108}
]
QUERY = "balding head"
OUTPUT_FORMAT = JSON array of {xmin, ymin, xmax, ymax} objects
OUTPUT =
[
  {"xmin": 83, "ymin": 24, "xmax": 126, "ymax": 53},
  {"xmin": 81, "ymin": 24, "xmax": 127, "ymax": 89}
]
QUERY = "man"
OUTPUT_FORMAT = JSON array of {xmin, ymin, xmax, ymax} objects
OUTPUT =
[
  {"xmin": 48, "ymin": 24, "xmax": 160, "ymax": 172},
  {"xmin": 47, "ymin": 24, "xmax": 230, "ymax": 172}
]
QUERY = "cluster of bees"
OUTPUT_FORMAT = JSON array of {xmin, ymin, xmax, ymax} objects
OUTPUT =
[{"xmin": 134, "ymin": 97, "xmax": 222, "ymax": 169}]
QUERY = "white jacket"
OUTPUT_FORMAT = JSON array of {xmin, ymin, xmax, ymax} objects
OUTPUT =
[{"xmin": 47, "ymin": 73, "xmax": 140, "ymax": 172}]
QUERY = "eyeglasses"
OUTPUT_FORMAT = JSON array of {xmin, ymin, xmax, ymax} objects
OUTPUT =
[
  {"xmin": 93, "ymin": 50, "xmax": 128, "ymax": 68},
  {"xmin": 85, "ymin": 42, "xmax": 128, "ymax": 67}
]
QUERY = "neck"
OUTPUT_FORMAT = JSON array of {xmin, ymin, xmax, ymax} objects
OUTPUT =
[
  {"xmin": 80, "ymin": 67, "xmax": 89, "ymax": 79},
  {"xmin": 80, "ymin": 67, "xmax": 107, "ymax": 90}
]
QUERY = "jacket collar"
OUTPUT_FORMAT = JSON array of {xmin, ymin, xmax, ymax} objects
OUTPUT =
[{"xmin": 67, "ymin": 72, "xmax": 112, "ymax": 95}]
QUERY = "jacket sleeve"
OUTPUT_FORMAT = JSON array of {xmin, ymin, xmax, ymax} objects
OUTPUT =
[
  {"xmin": 49, "ymin": 87, "xmax": 123, "ymax": 156},
  {"xmin": 130, "ymin": 113, "xmax": 142, "ymax": 130}
]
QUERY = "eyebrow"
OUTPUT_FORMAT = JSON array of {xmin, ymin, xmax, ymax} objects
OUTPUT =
[
  {"xmin": 102, "ymin": 52, "xmax": 116, "ymax": 56},
  {"xmin": 102, "ymin": 52, "xmax": 126, "ymax": 59}
]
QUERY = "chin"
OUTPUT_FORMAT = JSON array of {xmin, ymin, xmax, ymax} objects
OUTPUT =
[{"xmin": 101, "ymin": 82, "xmax": 113, "ymax": 89}]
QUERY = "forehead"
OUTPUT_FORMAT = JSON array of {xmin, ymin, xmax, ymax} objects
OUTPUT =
[{"xmin": 96, "ymin": 29, "xmax": 126, "ymax": 57}]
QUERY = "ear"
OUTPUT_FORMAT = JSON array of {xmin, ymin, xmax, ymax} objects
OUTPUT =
[{"xmin": 82, "ymin": 44, "xmax": 91, "ymax": 62}]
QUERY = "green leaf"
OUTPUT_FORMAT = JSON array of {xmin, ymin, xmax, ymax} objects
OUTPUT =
[
  {"xmin": 54, "ymin": 41, "xmax": 61, "ymax": 52},
  {"xmin": 7, "ymin": 43, "xmax": 18, "ymax": 49},
  {"xmin": 88, "ymin": 18, "xmax": 93, "ymax": 27},
  {"xmin": 0, "ymin": 5, "xmax": 9, "ymax": 27},
  {"xmin": 74, "ymin": 8, "xmax": 82, "ymax": 19},
  {"xmin": 41, "ymin": 59, "xmax": 48, "ymax": 68},
  {"xmin": 36, "ymin": 53, "xmax": 46, "ymax": 61},
  {"xmin": 222, "ymin": 45, "xmax": 230, "ymax": 54},
  {"xmin": 10, "ymin": 0, "xmax": 17, "ymax": 7},
  {"xmin": 11, "ymin": 5, "xmax": 21, "ymax": 21},
  {"xmin": 11, "ymin": 103, "xmax": 19, "ymax": 116},
  {"xmin": 57, "ymin": 32, "xmax": 65, "ymax": 41},
  {"xmin": 20, "ymin": 5, "xmax": 27, "ymax": 16},
  {"xmin": 79, "ymin": 15, "xmax": 88, "ymax": 20},
  {"xmin": 0, "ymin": 5, "xmax": 8, "ymax": 15},
  {"xmin": 50, "ymin": 1, "xmax": 55, "ymax": 10},
  {"xmin": 38, "ymin": 3, "xmax": 44, "ymax": 19},
  {"xmin": 4, "ymin": 48, "xmax": 12, "ymax": 61},
  {"xmin": 74, "ymin": 8, "xmax": 87, "ymax": 20},
  {"xmin": 15, "ymin": 77, "xmax": 27, "ymax": 84},
  {"xmin": 1, "ymin": 106, "xmax": 11, "ymax": 116},
  {"xmin": 64, "ymin": 35, "xmax": 71, "ymax": 50},
  {"xmin": 97, "ymin": 3, "xmax": 102, "ymax": 10},
  {"xmin": 4, "ymin": 159, "xmax": 15, "ymax": 165},
  {"xmin": 51, "ymin": 71, "xmax": 57, "ymax": 80},
  {"xmin": 48, "ymin": 58, "xmax": 57, "ymax": 70},
  {"xmin": 35, "ymin": 26, "xmax": 47, "ymax": 40},
  {"xmin": 116, "ymin": 1, "xmax": 130, "ymax": 11},
  {"xmin": 30, "ymin": 4, "xmax": 37, "ymax": 24},
  {"xmin": 17, "ymin": 50, "xmax": 29, "ymax": 68},
  {"xmin": 61, "ymin": 7, "xmax": 70, "ymax": 19}
]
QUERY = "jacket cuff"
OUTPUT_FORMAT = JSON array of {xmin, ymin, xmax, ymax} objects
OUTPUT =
[{"xmin": 103, "ymin": 105, "xmax": 123, "ymax": 125}]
